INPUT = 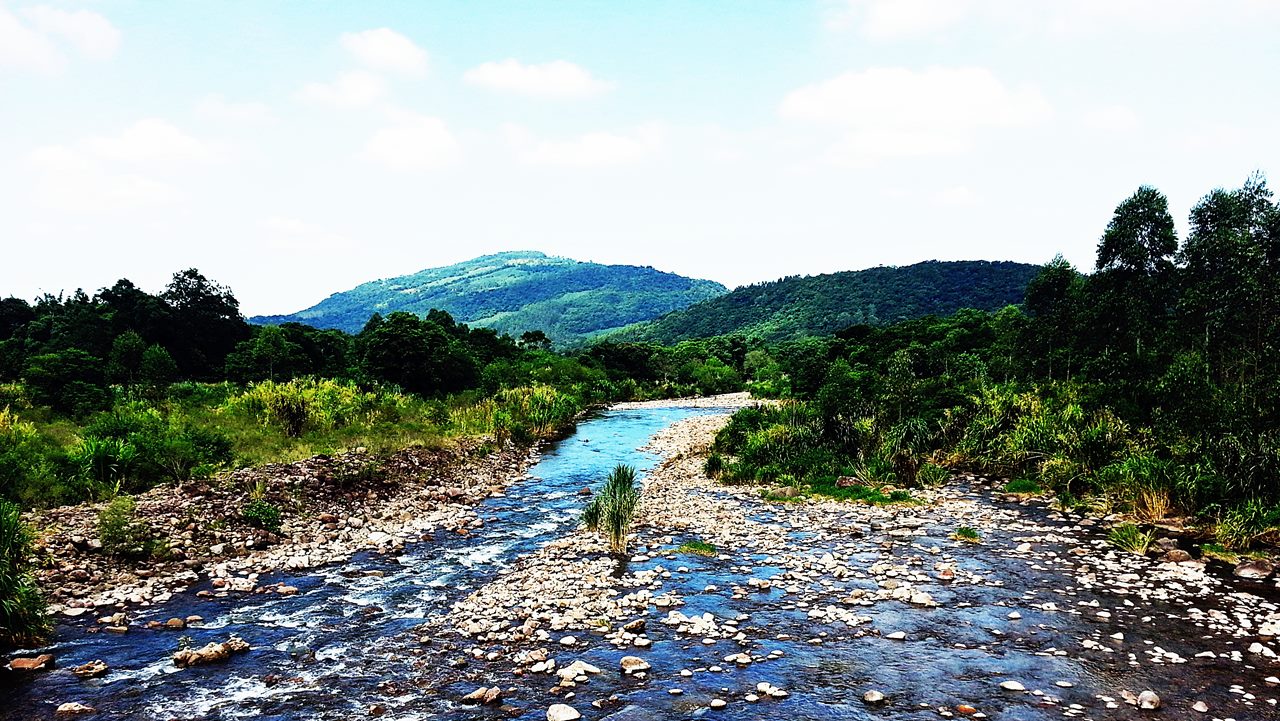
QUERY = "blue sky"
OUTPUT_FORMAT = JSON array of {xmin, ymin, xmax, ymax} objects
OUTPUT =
[{"xmin": 2, "ymin": 0, "xmax": 1278, "ymax": 314}]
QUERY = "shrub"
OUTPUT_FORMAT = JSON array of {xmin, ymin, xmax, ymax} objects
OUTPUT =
[
  {"xmin": 917, "ymin": 463, "xmax": 950, "ymax": 487},
  {"xmin": 1107, "ymin": 523, "xmax": 1154, "ymax": 554},
  {"xmin": 581, "ymin": 465, "xmax": 640, "ymax": 555},
  {"xmin": 677, "ymin": 539, "xmax": 717, "ymax": 556},
  {"xmin": 0, "ymin": 500, "xmax": 50, "ymax": 648},
  {"xmin": 242, "ymin": 500, "xmax": 283, "ymax": 534},
  {"xmin": 702, "ymin": 453, "xmax": 724, "ymax": 479},
  {"xmin": 1003, "ymin": 478, "xmax": 1042, "ymax": 494},
  {"xmin": 97, "ymin": 496, "xmax": 157, "ymax": 559},
  {"xmin": 1215, "ymin": 500, "xmax": 1280, "ymax": 550}
]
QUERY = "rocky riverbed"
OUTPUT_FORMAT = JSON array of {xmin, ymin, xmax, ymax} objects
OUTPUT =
[
  {"xmin": 25, "ymin": 437, "xmax": 541, "ymax": 619},
  {"xmin": 405, "ymin": 411, "xmax": 1280, "ymax": 720},
  {"xmin": 7, "ymin": 400, "xmax": 1280, "ymax": 720}
]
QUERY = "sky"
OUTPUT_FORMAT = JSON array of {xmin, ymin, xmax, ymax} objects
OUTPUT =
[{"xmin": 2, "ymin": 0, "xmax": 1278, "ymax": 315}]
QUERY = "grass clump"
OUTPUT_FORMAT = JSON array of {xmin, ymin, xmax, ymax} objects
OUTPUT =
[
  {"xmin": 1107, "ymin": 523, "xmax": 1154, "ymax": 554},
  {"xmin": 702, "ymin": 452, "xmax": 724, "ymax": 479},
  {"xmin": 1214, "ymin": 499, "xmax": 1280, "ymax": 550},
  {"xmin": 97, "ymin": 495, "xmax": 160, "ymax": 559},
  {"xmin": 582, "ymin": 465, "xmax": 640, "ymax": 555},
  {"xmin": 677, "ymin": 539, "xmax": 717, "ymax": 557},
  {"xmin": 1003, "ymin": 478, "xmax": 1042, "ymax": 494},
  {"xmin": 952, "ymin": 526, "xmax": 981, "ymax": 543},
  {"xmin": 917, "ymin": 463, "xmax": 950, "ymax": 487},
  {"xmin": 0, "ymin": 500, "xmax": 50, "ymax": 647},
  {"xmin": 242, "ymin": 499, "xmax": 283, "ymax": 534}
]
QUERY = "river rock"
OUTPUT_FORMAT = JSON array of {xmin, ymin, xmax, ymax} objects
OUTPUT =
[
  {"xmin": 557, "ymin": 660, "xmax": 601, "ymax": 680},
  {"xmin": 1234, "ymin": 559, "xmax": 1274, "ymax": 579},
  {"xmin": 546, "ymin": 703, "xmax": 581, "ymax": 721},
  {"xmin": 1138, "ymin": 690, "xmax": 1161, "ymax": 709},
  {"xmin": 172, "ymin": 637, "xmax": 250, "ymax": 667},
  {"xmin": 999, "ymin": 680, "xmax": 1026, "ymax": 691},
  {"xmin": 863, "ymin": 690, "xmax": 886, "ymax": 704},
  {"xmin": 55, "ymin": 703, "xmax": 95, "ymax": 716},
  {"xmin": 8, "ymin": 654, "xmax": 54, "ymax": 672},
  {"xmin": 620, "ymin": 656, "xmax": 651, "ymax": 674},
  {"xmin": 71, "ymin": 660, "xmax": 109, "ymax": 679}
]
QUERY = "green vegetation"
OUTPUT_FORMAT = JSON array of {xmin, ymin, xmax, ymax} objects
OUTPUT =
[
  {"xmin": 612, "ymin": 260, "xmax": 1039, "ymax": 344},
  {"xmin": 242, "ymin": 500, "xmax": 283, "ymax": 534},
  {"xmin": 0, "ymin": 500, "xmax": 49, "ymax": 647},
  {"xmin": 1004, "ymin": 478, "xmax": 1043, "ymax": 494},
  {"xmin": 581, "ymin": 464, "xmax": 640, "ymax": 555},
  {"xmin": 677, "ymin": 539, "xmax": 717, "ymax": 556},
  {"xmin": 1107, "ymin": 523, "xmax": 1155, "ymax": 554},
  {"xmin": 953, "ymin": 526, "xmax": 981, "ymax": 543},
  {"xmin": 702, "ymin": 453, "xmax": 724, "ymax": 479},
  {"xmin": 250, "ymin": 250, "xmax": 727, "ymax": 345},
  {"xmin": 97, "ymin": 496, "xmax": 160, "ymax": 559},
  {"xmin": 711, "ymin": 174, "xmax": 1280, "ymax": 549}
]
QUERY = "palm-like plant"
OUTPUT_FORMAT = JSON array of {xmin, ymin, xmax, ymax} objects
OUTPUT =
[
  {"xmin": 0, "ymin": 500, "xmax": 50, "ymax": 647},
  {"xmin": 582, "ymin": 465, "xmax": 640, "ymax": 555}
]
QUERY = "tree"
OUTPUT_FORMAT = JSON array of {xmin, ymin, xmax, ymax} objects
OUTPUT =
[
  {"xmin": 359, "ymin": 312, "xmax": 478, "ymax": 396},
  {"xmin": 519, "ymin": 330, "xmax": 552, "ymax": 351},
  {"xmin": 23, "ymin": 349, "xmax": 110, "ymax": 416},
  {"xmin": 108, "ymin": 331, "xmax": 147, "ymax": 388},
  {"xmin": 161, "ymin": 269, "xmax": 250, "ymax": 378},
  {"xmin": 139, "ymin": 345, "xmax": 178, "ymax": 394},
  {"xmin": 1096, "ymin": 186, "xmax": 1179, "ymax": 275}
]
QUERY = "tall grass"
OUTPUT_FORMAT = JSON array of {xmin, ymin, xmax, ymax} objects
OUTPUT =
[
  {"xmin": 582, "ymin": 465, "xmax": 640, "ymax": 554},
  {"xmin": 0, "ymin": 500, "xmax": 50, "ymax": 647}
]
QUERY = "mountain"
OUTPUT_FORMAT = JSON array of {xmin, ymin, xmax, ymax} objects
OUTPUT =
[
  {"xmin": 610, "ymin": 260, "xmax": 1041, "ymax": 344},
  {"xmin": 250, "ymin": 251, "xmax": 728, "ymax": 344}
]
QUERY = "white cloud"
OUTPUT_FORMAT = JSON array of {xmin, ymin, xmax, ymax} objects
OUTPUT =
[
  {"xmin": 935, "ymin": 185, "xmax": 979, "ymax": 207},
  {"xmin": 296, "ymin": 70, "xmax": 387, "ymax": 108},
  {"xmin": 503, "ymin": 123, "xmax": 663, "ymax": 167},
  {"xmin": 261, "ymin": 216, "xmax": 350, "ymax": 252},
  {"xmin": 360, "ymin": 112, "xmax": 459, "ymax": 170},
  {"xmin": 340, "ymin": 28, "xmax": 428, "ymax": 76},
  {"xmin": 24, "ymin": 118, "xmax": 216, "ymax": 214},
  {"xmin": 779, "ymin": 67, "xmax": 1050, "ymax": 162},
  {"xmin": 464, "ymin": 59, "xmax": 612, "ymax": 98},
  {"xmin": 83, "ymin": 118, "xmax": 218, "ymax": 163},
  {"xmin": 828, "ymin": 0, "xmax": 972, "ymax": 39},
  {"xmin": 28, "ymin": 145, "xmax": 179, "ymax": 213},
  {"xmin": 1081, "ymin": 105, "xmax": 1140, "ymax": 132},
  {"xmin": 196, "ymin": 94, "xmax": 275, "ymax": 124},
  {"xmin": 0, "ymin": 4, "xmax": 118, "ymax": 73},
  {"xmin": 22, "ymin": 5, "xmax": 120, "ymax": 60}
]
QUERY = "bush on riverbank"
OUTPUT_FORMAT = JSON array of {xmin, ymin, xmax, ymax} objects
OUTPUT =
[
  {"xmin": 582, "ymin": 465, "xmax": 640, "ymax": 554},
  {"xmin": 0, "ymin": 500, "xmax": 49, "ymax": 647}
]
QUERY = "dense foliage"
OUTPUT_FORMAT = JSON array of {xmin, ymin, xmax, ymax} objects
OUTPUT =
[
  {"xmin": 714, "ymin": 176, "xmax": 1280, "ymax": 548},
  {"xmin": 250, "ymin": 250, "xmax": 727, "ymax": 345},
  {"xmin": 612, "ymin": 260, "xmax": 1039, "ymax": 344}
]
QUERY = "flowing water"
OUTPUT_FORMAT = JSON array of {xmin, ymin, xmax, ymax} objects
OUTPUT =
[{"xmin": 5, "ymin": 405, "xmax": 1279, "ymax": 720}]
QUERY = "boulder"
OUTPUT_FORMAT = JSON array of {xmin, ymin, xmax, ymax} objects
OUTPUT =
[
  {"xmin": 620, "ymin": 656, "xmax": 651, "ymax": 674},
  {"xmin": 55, "ymin": 703, "xmax": 95, "ymax": 716},
  {"xmin": 71, "ymin": 660, "xmax": 109, "ymax": 679},
  {"xmin": 546, "ymin": 704, "xmax": 581, "ymax": 721},
  {"xmin": 172, "ymin": 637, "xmax": 250, "ymax": 667},
  {"xmin": 8, "ymin": 654, "xmax": 54, "ymax": 672},
  {"xmin": 1234, "ymin": 559, "xmax": 1274, "ymax": 579}
]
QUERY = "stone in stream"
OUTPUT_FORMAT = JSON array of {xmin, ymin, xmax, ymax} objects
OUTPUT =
[
  {"xmin": 8, "ymin": 654, "xmax": 54, "ymax": 672},
  {"xmin": 71, "ymin": 659, "xmax": 109, "ymax": 679},
  {"xmin": 54, "ymin": 703, "xmax": 95, "ymax": 716},
  {"xmin": 863, "ymin": 690, "xmax": 886, "ymax": 704},
  {"xmin": 1137, "ymin": 690, "xmax": 1161, "ymax": 710},
  {"xmin": 1192, "ymin": 700, "xmax": 1209, "ymax": 713},
  {"xmin": 172, "ymin": 637, "xmax": 250, "ymax": 667},
  {"xmin": 546, "ymin": 704, "xmax": 581, "ymax": 721},
  {"xmin": 620, "ymin": 656, "xmax": 651, "ymax": 674},
  {"xmin": 999, "ymin": 680, "xmax": 1026, "ymax": 692},
  {"xmin": 1234, "ymin": 559, "xmax": 1274, "ymax": 579},
  {"xmin": 557, "ymin": 660, "xmax": 602, "ymax": 680}
]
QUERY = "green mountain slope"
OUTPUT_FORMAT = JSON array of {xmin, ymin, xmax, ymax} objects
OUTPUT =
[
  {"xmin": 611, "ymin": 260, "xmax": 1041, "ymax": 343},
  {"xmin": 250, "ymin": 251, "xmax": 727, "ymax": 344}
]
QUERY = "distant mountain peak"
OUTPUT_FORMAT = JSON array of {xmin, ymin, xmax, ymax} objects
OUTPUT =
[{"xmin": 250, "ymin": 251, "xmax": 726, "ymax": 344}]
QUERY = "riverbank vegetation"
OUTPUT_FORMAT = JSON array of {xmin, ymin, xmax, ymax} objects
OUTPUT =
[{"xmin": 712, "ymin": 175, "xmax": 1280, "ymax": 549}]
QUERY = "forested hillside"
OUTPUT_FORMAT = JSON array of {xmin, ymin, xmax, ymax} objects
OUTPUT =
[
  {"xmin": 251, "ymin": 251, "xmax": 726, "ymax": 345},
  {"xmin": 713, "ymin": 175, "xmax": 1280, "ymax": 554},
  {"xmin": 611, "ymin": 260, "xmax": 1039, "ymax": 343}
]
